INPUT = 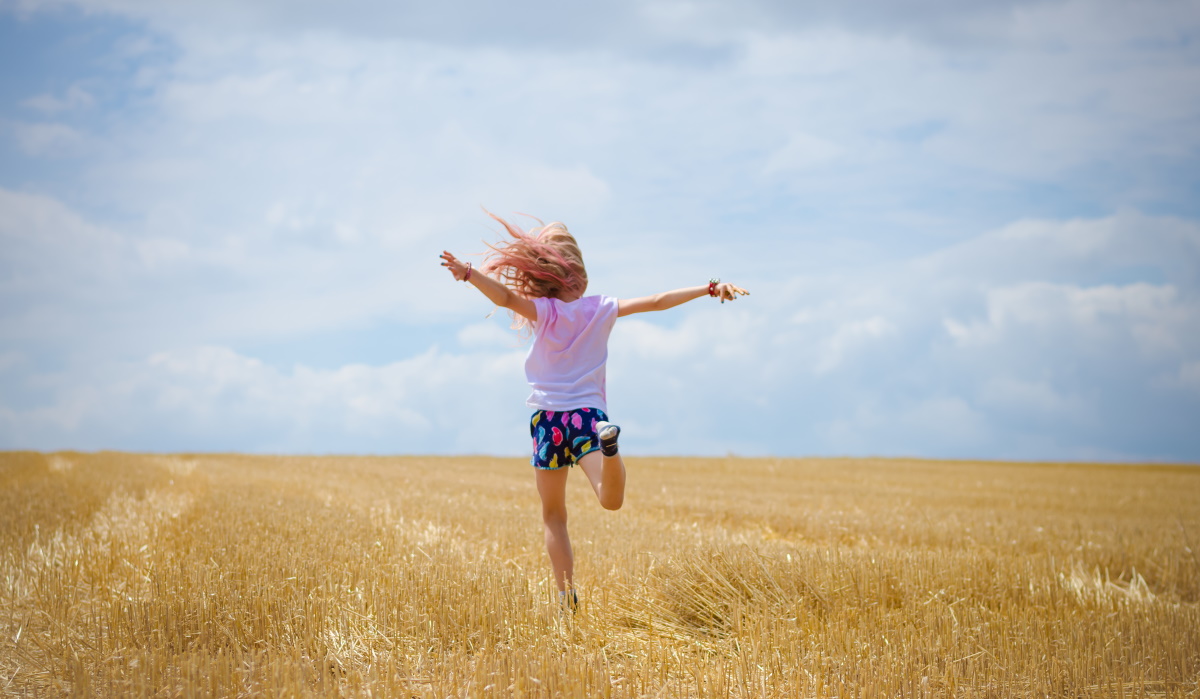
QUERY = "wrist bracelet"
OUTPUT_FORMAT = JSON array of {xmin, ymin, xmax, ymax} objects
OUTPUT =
[
  {"xmin": 464, "ymin": 262, "xmax": 473, "ymax": 282},
  {"xmin": 708, "ymin": 278, "xmax": 719, "ymax": 297}
]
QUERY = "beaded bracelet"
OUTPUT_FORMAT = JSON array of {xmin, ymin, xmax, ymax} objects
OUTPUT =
[
  {"xmin": 708, "ymin": 278, "xmax": 719, "ymax": 297},
  {"xmin": 464, "ymin": 262, "xmax": 473, "ymax": 282}
]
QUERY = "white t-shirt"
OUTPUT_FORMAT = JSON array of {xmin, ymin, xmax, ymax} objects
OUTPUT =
[{"xmin": 525, "ymin": 295, "xmax": 619, "ymax": 413}]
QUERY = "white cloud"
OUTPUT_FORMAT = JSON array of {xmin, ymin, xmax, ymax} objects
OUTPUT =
[
  {"xmin": 0, "ymin": 352, "xmax": 23, "ymax": 372},
  {"xmin": 2, "ymin": 210, "xmax": 1198, "ymax": 459},
  {"xmin": 612, "ymin": 305, "xmax": 766, "ymax": 364},
  {"xmin": 978, "ymin": 377, "xmax": 1090, "ymax": 423},
  {"xmin": 816, "ymin": 396, "xmax": 991, "ymax": 457},
  {"xmin": 0, "ymin": 344, "xmax": 529, "ymax": 453},
  {"xmin": 0, "ymin": 187, "xmax": 130, "ymax": 308},
  {"xmin": 12, "ymin": 122, "xmax": 87, "ymax": 156},
  {"xmin": 740, "ymin": 27, "xmax": 929, "ymax": 78},
  {"xmin": 611, "ymin": 318, "xmax": 696, "ymax": 362},
  {"xmin": 456, "ymin": 321, "xmax": 515, "ymax": 350},
  {"xmin": 1179, "ymin": 361, "xmax": 1200, "ymax": 393},
  {"xmin": 22, "ymin": 84, "xmax": 95, "ymax": 114},
  {"xmin": 815, "ymin": 316, "xmax": 894, "ymax": 374},
  {"xmin": 943, "ymin": 282, "xmax": 1187, "ymax": 352},
  {"xmin": 0, "ymin": 182, "xmax": 547, "ymax": 355},
  {"xmin": 2, "ymin": 1, "xmax": 1198, "ymax": 460},
  {"xmin": 763, "ymin": 132, "xmax": 843, "ymax": 175},
  {"xmin": 930, "ymin": 211, "xmax": 1200, "ymax": 283},
  {"xmin": 133, "ymin": 237, "xmax": 192, "ymax": 269}
]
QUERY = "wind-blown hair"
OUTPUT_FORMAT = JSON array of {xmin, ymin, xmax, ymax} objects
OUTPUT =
[{"xmin": 481, "ymin": 212, "xmax": 588, "ymax": 328}]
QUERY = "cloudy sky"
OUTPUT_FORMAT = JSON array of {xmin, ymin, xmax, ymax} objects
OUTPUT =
[{"xmin": 1, "ymin": 0, "xmax": 1198, "ymax": 461}]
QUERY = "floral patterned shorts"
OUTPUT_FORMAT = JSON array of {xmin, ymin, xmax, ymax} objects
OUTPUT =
[{"xmin": 529, "ymin": 407, "xmax": 608, "ymax": 470}]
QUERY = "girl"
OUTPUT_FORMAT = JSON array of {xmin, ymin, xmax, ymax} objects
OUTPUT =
[{"xmin": 440, "ymin": 213, "xmax": 748, "ymax": 608}]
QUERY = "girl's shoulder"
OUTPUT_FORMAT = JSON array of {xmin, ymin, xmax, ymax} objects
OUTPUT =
[
  {"xmin": 534, "ymin": 294, "xmax": 616, "ymax": 321},
  {"xmin": 537, "ymin": 293, "xmax": 613, "ymax": 308},
  {"xmin": 577, "ymin": 294, "xmax": 618, "ymax": 314}
]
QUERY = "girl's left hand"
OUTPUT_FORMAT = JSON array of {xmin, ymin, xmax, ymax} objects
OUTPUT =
[
  {"xmin": 716, "ymin": 282, "xmax": 749, "ymax": 303},
  {"xmin": 440, "ymin": 251, "xmax": 471, "ymax": 281}
]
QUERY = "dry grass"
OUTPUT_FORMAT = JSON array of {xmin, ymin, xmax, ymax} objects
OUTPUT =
[{"xmin": 1, "ymin": 451, "xmax": 1198, "ymax": 697}]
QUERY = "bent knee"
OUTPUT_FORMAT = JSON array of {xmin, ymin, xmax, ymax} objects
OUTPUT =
[{"xmin": 601, "ymin": 495, "xmax": 624, "ymax": 511}]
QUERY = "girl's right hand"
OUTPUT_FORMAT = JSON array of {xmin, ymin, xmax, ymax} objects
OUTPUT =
[
  {"xmin": 440, "ymin": 251, "xmax": 471, "ymax": 281},
  {"xmin": 716, "ymin": 282, "xmax": 749, "ymax": 303}
]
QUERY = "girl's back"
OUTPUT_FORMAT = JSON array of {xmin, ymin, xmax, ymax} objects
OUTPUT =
[{"xmin": 526, "ymin": 295, "xmax": 619, "ymax": 414}]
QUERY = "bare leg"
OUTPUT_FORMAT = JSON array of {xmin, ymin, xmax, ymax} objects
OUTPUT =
[
  {"xmin": 578, "ymin": 450, "xmax": 625, "ymax": 511},
  {"xmin": 535, "ymin": 467, "xmax": 573, "ymax": 592}
]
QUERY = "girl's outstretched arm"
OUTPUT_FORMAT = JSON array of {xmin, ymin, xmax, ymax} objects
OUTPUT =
[
  {"xmin": 617, "ymin": 282, "xmax": 748, "ymax": 317},
  {"xmin": 440, "ymin": 251, "xmax": 538, "ymax": 322}
]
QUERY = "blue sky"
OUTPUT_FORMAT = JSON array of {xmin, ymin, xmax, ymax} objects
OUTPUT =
[{"xmin": 1, "ymin": 0, "xmax": 1198, "ymax": 460}]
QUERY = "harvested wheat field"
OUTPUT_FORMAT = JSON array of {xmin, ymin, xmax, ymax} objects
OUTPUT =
[{"xmin": 1, "ymin": 452, "xmax": 1198, "ymax": 697}]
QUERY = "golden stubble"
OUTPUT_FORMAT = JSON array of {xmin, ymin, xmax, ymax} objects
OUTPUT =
[{"xmin": 1, "ymin": 452, "xmax": 1197, "ymax": 697}]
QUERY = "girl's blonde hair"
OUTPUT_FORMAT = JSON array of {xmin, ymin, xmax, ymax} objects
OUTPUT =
[{"xmin": 481, "ymin": 212, "xmax": 588, "ymax": 329}]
